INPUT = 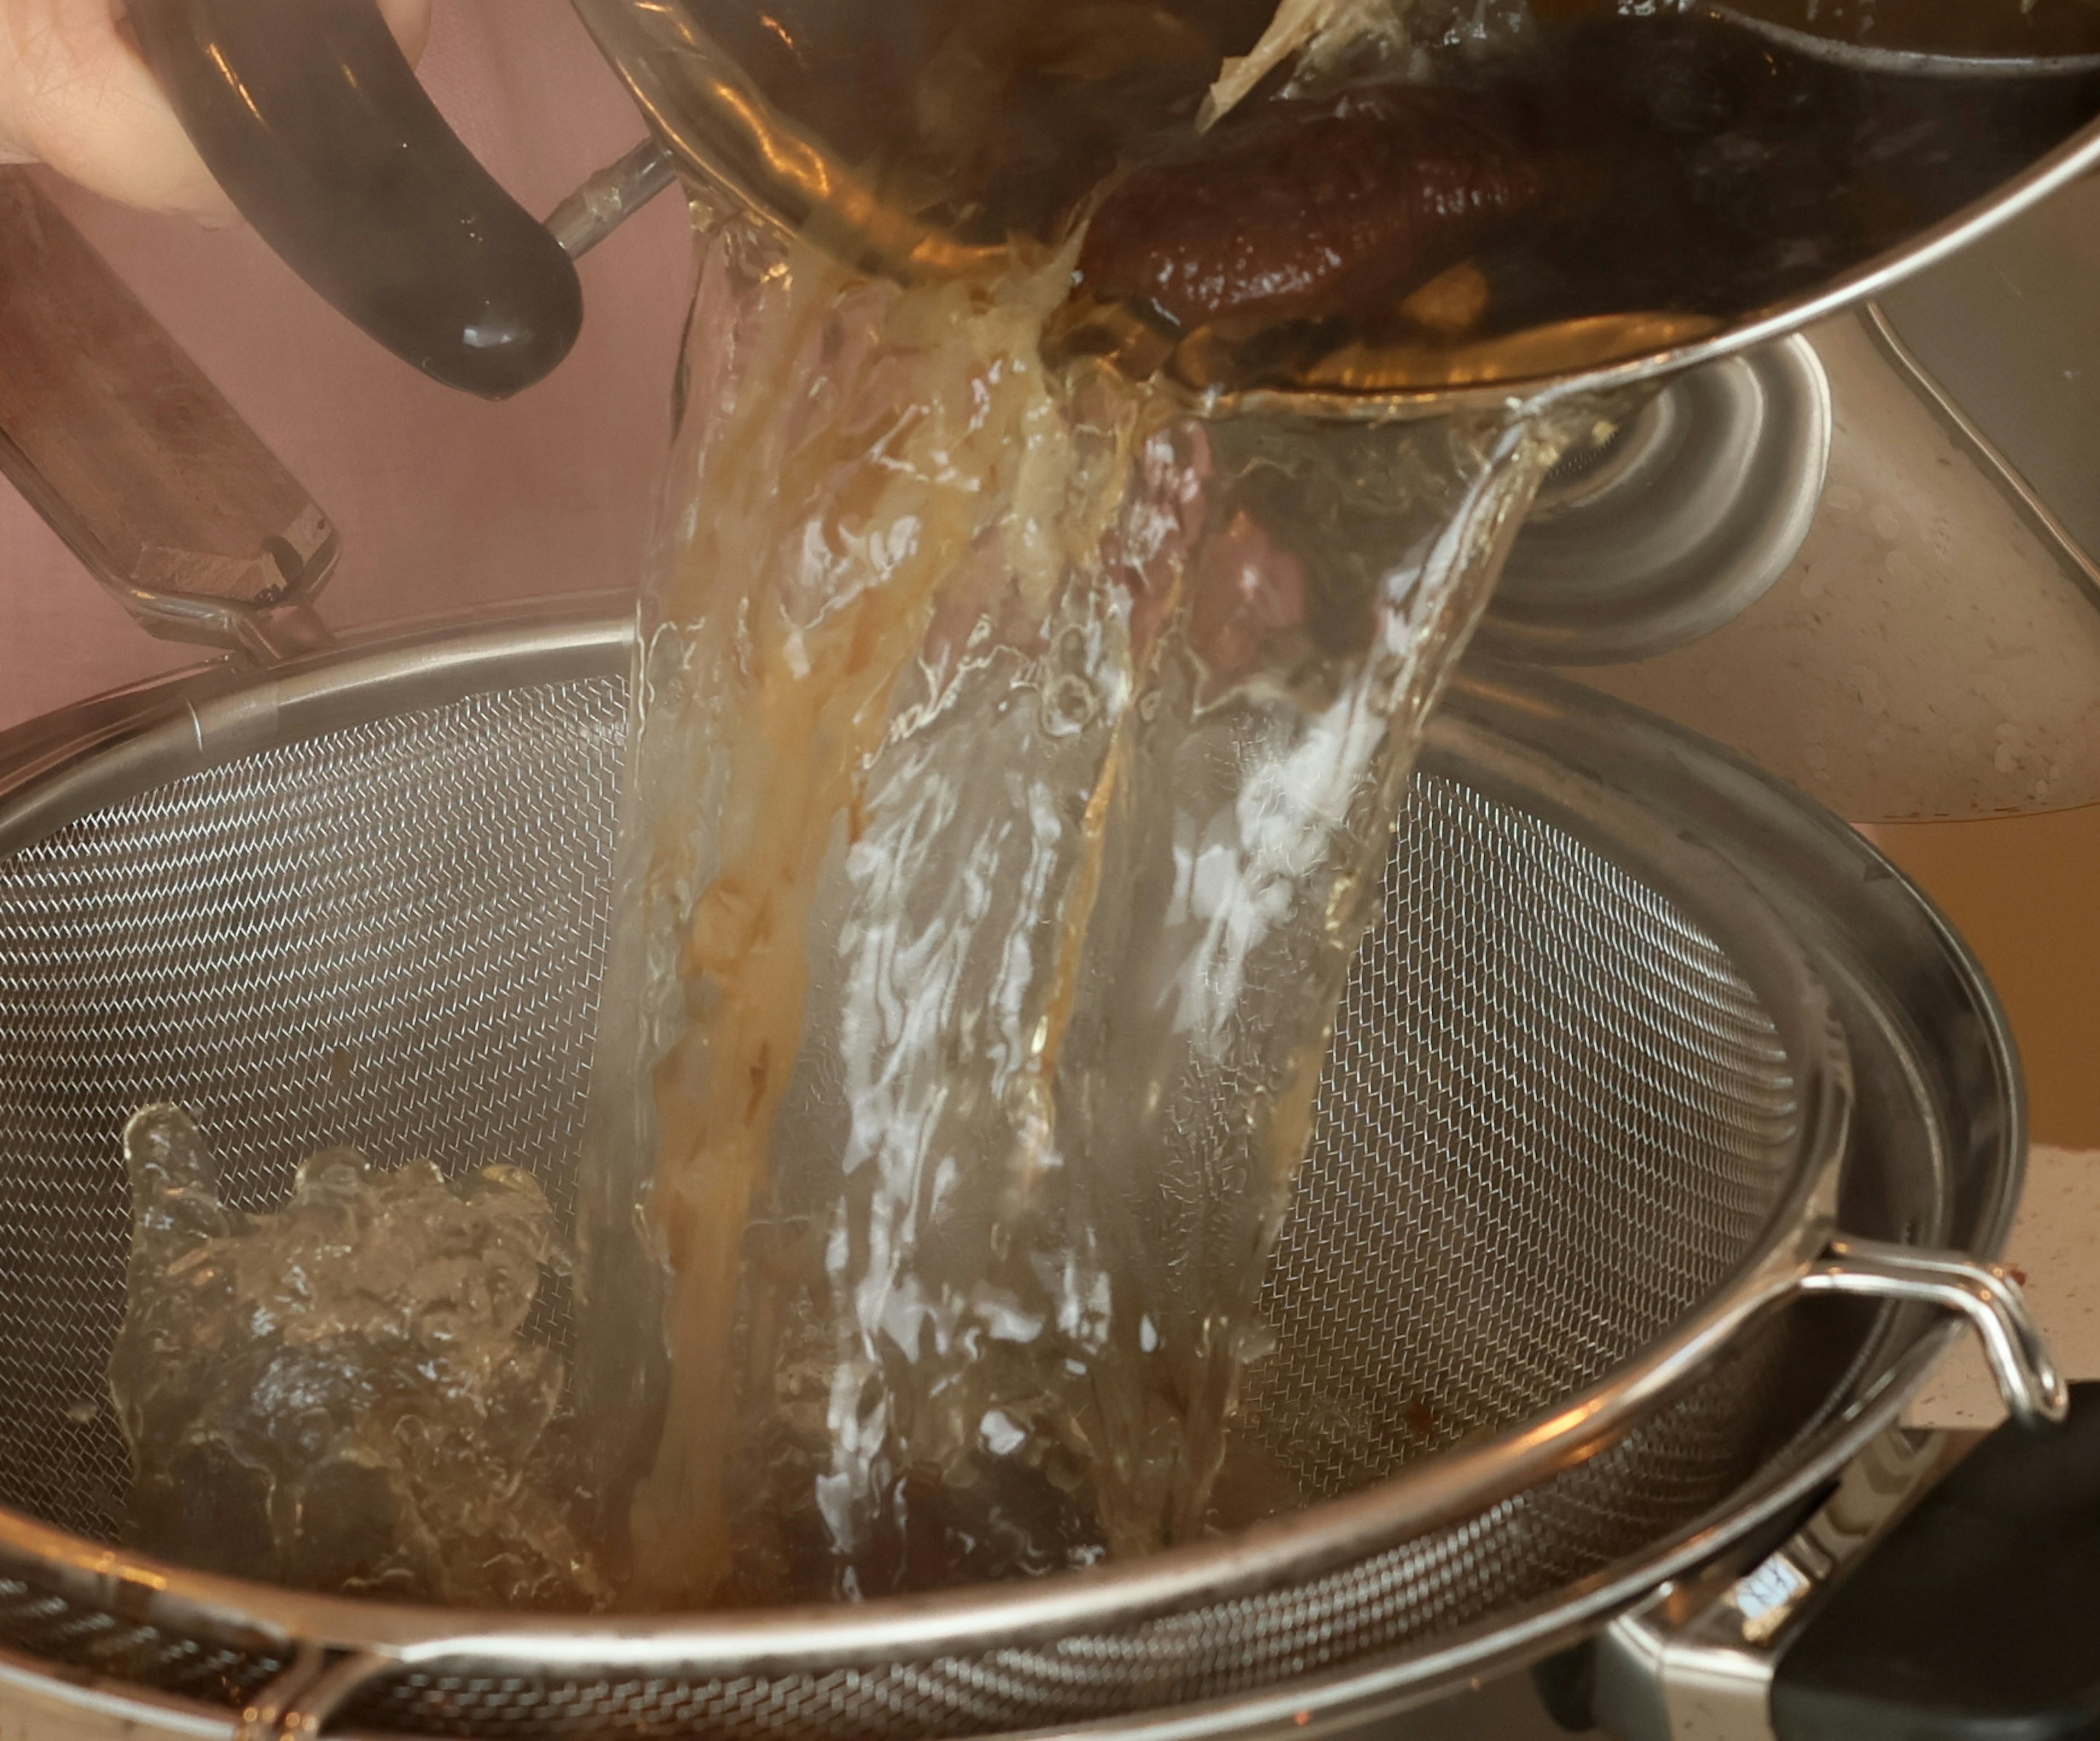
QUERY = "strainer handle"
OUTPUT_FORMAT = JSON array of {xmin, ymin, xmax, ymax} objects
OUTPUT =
[{"xmin": 1799, "ymin": 1236, "xmax": 2068, "ymax": 1429}]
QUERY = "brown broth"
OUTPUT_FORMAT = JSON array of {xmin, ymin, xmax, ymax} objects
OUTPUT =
[{"xmin": 1064, "ymin": 8, "xmax": 2100, "ymax": 389}]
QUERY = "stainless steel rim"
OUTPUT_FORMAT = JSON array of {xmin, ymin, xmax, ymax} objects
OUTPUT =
[
  {"xmin": 1710, "ymin": 4, "xmax": 2100, "ymax": 78},
  {"xmin": 0, "ymin": 603, "xmax": 2038, "ymax": 1713},
  {"xmin": 1206, "ymin": 115, "xmax": 2100, "ymax": 423}
]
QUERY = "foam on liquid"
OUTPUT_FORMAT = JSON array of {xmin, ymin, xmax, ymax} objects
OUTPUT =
[{"xmin": 109, "ymin": 1105, "xmax": 602, "ymax": 1606}]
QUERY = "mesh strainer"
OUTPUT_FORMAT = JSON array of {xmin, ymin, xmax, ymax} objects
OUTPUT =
[{"xmin": 0, "ymin": 605, "xmax": 2057, "ymax": 1741}]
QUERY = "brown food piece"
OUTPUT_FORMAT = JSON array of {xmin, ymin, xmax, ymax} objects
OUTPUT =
[
  {"xmin": 1078, "ymin": 86, "xmax": 1544, "ymax": 334},
  {"xmin": 1189, "ymin": 506, "xmax": 1308, "ymax": 677}
]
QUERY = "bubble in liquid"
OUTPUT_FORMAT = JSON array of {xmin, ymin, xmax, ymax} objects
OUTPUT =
[{"xmin": 107, "ymin": 1105, "xmax": 605, "ymax": 1609}]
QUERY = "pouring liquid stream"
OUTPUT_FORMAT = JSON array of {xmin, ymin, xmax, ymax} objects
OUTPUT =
[
  {"xmin": 574, "ymin": 212, "xmax": 1556, "ymax": 1605},
  {"xmin": 575, "ymin": 0, "xmax": 2100, "ymax": 1604}
]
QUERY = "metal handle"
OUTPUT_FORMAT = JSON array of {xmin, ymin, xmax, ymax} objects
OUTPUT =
[
  {"xmin": 234, "ymin": 1644, "xmax": 388, "ymax": 1741},
  {"xmin": 1800, "ymin": 1235, "xmax": 2068, "ymax": 1428},
  {"xmin": 546, "ymin": 139, "xmax": 678, "ymax": 261},
  {"xmin": 1592, "ymin": 1249, "xmax": 2068, "ymax": 1741},
  {"xmin": 0, "ymin": 169, "xmax": 336, "ymax": 661},
  {"xmin": 127, "ymin": 0, "xmax": 584, "ymax": 399}
]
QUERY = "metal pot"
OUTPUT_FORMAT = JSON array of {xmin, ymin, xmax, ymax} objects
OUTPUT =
[{"xmin": 112, "ymin": 0, "xmax": 2100, "ymax": 405}]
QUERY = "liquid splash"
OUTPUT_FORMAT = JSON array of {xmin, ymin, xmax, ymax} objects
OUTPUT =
[{"xmin": 108, "ymin": 1104, "xmax": 602, "ymax": 1608}]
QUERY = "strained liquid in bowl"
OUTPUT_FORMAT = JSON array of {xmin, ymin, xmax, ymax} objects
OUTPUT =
[{"xmin": 96, "ymin": 0, "xmax": 2095, "ymax": 1615}]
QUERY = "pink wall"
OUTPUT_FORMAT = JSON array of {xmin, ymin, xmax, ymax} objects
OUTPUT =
[{"xmin": 0, "ymin": 0, "xmax": 695, "ymax": 731}]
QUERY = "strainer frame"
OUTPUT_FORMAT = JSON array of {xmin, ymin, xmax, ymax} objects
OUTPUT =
[{"xmin": 0, "ymin": 602, "xmax": 2060, "ymax": 1738}]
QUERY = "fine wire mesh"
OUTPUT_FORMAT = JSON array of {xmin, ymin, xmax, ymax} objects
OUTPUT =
[
  {"xmin": 0, "ymin": 671, "xmax": 1805, "ymax": 1736},
  {"xmin": 342, "ymin": 1345, "xmax": 1790, "ymax": 1741},
  {"xmin": 1240, "ymin": 778, "xmax": 1799, "ymax": 1498},
  {"xmin": 0, "ymin": 680, "xmax": 626, "ymax": 1544},
  {"xmin": 0, "ymin": 1574, "xmax": 287, "ymax": 1708}
]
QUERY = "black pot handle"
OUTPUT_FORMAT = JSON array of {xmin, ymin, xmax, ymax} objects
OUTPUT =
[
  {"xmin": 128, "ymin": 0, "xmax": 583, "ymax": 399},
  {"xmin": 1770, "ymin": 1381, "xmax": 2100, "ymax": 1740}
]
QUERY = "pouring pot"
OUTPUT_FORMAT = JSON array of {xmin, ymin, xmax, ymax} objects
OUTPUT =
[{"xmin": 123, "ymin": 0, "xmax": 2100, "ymax": 403}]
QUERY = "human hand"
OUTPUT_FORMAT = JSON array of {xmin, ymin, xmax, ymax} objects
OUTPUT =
[
  {"xmin": 0, "ymin": 0, "xmax": 430, "ymax": 222},
  {"xmin": 0, "ymin": 0, "xmax": 693, "ymax": 737}
]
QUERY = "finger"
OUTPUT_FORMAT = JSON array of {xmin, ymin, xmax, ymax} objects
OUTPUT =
[
  {"xmin": 0, "ymin": 0, "xmax": 234, "ymax": 221},
  {"xmin": 0, "ymin": 0, "xmax": 433, "ymax": 225},
  {"xmin": 375, "ymin": 0, "xmax": 433, "ymax": 67}
]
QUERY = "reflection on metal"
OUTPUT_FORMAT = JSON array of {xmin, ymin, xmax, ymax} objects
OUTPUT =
[
  {"xmin": 234, "ymin": 1649, "xmax": 384, "ymax": 1741},
  {"xmin": 545, "ymin": 138, "xmax": 679, "ymax": 260},
  {"xmin": 1479, "ymin": 335, "xmax": 1831, "ymax": 665},
  {"xmin": 1594, "ymin": 1424, "xmax": 1956, "ymax": 1741},
  {"xmin": 231, "ymin": 1646, "xmax": 325, "ymax": 1741},
  {"xmin": 1579, "ymin": 303, "xmax": 2100, "ymax": 822},
  {"xmin": 1711, "ymin": 4, "xmax": 2100, "ymax": 78}
]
